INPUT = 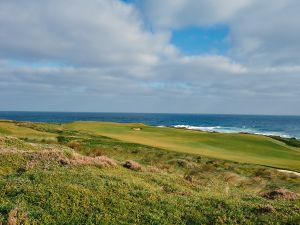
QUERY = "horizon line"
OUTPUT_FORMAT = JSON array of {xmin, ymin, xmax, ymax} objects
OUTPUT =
[{"xmin": 0, "ymin": 110, "xmax": 299, "ymax": 117}]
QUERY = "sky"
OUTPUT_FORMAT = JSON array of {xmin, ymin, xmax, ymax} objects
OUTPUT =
[{"xmin": 0, "ymin": 0, "xmax": 300, "ymax": 115}]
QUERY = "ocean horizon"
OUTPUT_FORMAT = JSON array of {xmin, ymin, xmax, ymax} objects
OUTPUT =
[{"xmin": 1, "ymin": 111, "xmax": 300, "ymax": 139}]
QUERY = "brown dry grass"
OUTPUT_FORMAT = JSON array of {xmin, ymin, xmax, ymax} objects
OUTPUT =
[
  {"xmin": 0, "ymin": 136, "xmax": 117, "ymax": 169},
  {"xmin": 27, "ymin": 150, "xmax": 117, "ymax": 168},
  {"xmin": 67, "ymin": 154, "xmax": 117, "ymax": 167},
  {"xmin": 146, "ymin": 166, "xmax": 162, "ymax": 173},
  {"xmin": 224, "ymin": 173, "xmax": 244, "ymax": 186},
  {"xmin": 66, "ymin": 141, "xmax": 81, "ymax": 150},
  {"xmin": 89, "ymin": 147, "xmax": 106, "ymax": 157}
]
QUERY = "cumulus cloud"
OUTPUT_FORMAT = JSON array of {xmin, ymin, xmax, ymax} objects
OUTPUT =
[
  {"xmin": 139, "ymin": 0, "xmax": 300, "ymax": 66},
  {"xmin": 230, "ymin": 0, "xmax": 300, "ymax": 66},
  {"xmin": 0, "ymin": 0, "xmax": 299, "ymax": 114},
  {"xmin": 138, "ymin": 0, "xmax": 252, "ymax": 29},
  {"xmin": 0, "ymin": 0, "xmax": 175, "ymax": 68}
]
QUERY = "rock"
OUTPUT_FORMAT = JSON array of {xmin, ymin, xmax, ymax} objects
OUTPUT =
[
  {"xmin": 263, "ymin": 188, "xmax": 299, "ymax": 200},
  {"xmin": 123, "ymin": 160, "xmax": 142, "ymax": 171}
]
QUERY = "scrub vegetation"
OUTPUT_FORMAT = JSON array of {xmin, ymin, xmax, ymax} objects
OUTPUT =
[{"xmin": 0, "ymin": 120, "xmax": 299, "ymax": 224}]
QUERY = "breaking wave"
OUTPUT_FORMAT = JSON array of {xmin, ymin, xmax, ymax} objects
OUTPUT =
[{"xmin": 172, "ymin": 125, "xmax": 292, "ymax": 138}]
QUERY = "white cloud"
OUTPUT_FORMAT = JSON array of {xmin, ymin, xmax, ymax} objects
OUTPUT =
[
  {"xmin": 139, "ymin": 0, "xmax": 300, "ymax": 66},
  {"xmin": 0, "ymin": 0, "xmax": 175, "ymax": 68},
  {"xmin": 138, "ymin": 0, "xmax": 252, "ymax": 29},
  {"xmin": 230, "ymin": 0, "xmax": 300, "ymax": 66},
  {"xmin": 0, "ymin": 0, "xmax": 299, "ymax": 114}
]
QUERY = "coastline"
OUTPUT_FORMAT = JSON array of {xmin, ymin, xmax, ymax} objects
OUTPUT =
[
  {"xmin": 1, "ymin": 112, "xmax": 299, "ymax": 140},
  {"xmin": 169, "ymin": 124, "xmax": 300, "ymax": 140}
]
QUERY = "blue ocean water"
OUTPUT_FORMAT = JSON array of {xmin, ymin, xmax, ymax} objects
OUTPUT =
[{"xmin": 0, "ymin": 111, "xmax": 300, "ymax": 139}]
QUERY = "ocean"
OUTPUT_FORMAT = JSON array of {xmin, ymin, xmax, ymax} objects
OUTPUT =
[{"xmin": 0, "ymin": 111, "xmax": 300, "ymax": 139}]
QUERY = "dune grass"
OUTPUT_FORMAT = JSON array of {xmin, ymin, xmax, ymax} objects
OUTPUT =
[
  {"xmin": 0, "ymin": 121, "xmax": 299, "ymax": 224},
  {"xmin": 0, "ymin": 137, "xmax": 299, "ymax": 224}
]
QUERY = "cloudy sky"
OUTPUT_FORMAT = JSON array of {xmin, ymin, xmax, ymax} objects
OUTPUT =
[{"xmin": 0, "ymin": 0, "xmax": 299, "ymax": 115}]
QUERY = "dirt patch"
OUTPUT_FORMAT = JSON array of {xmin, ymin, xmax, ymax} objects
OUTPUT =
[
  {"xmin": 7, "ymin": 208, "xmax": 28, "ymax": 225},
  {"xmin": 184, "ymin": 174, "xmax": 193, "ymax": 182},
  {"xmin": 257, "ymin": 204, "xmax": 276, "ymax": 213},
  {"xmin": 123, "ymin": 160, "xmax": 142, "ymax": 171},
  {"xmin": 132, "ymin": 127, "xmax": 142, "ymax": 131},
  {"xmin": 263, "ymin": 188, "xmax": 299, "ymax": 200},
  {"xmin": 277, "ymin": 169, "xmax": 300, "ymax": 177}
]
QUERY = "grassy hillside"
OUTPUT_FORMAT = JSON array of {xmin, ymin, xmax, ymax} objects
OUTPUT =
[
  {"xmin": 0, "ymin": 121, "xmax": 56, "ymax": 140},
  {"xmin": 0, "ymin": 120, "xmax": 299, "ymax": 224},
  {"xmin": 66, "ymin": 121, "xmax": 300, "ymax": 171}
]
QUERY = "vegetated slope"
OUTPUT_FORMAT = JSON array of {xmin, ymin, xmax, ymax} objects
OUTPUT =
[
  {"xmin": 66, "ymin": 121, "xmax": 300, "ymax": 171},
  {"xmin": 0, "ymin": 121, "xmax": 57, "ymax": 140},
  {"xmin": 0, "ymin": 130, "xmax": 300, "ymax": 224},
  {"xmin": 270, "ymin": 135, "xmax": 300, "ymax": 147}
]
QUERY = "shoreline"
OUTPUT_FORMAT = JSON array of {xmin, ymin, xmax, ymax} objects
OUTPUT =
[
  {"xmin": 1, "ymin": 118, "xmax": 299, "ymax": 140},
  {"xmin": 168, "ymin": 124, "xmax": 299, "ymax": 140}
]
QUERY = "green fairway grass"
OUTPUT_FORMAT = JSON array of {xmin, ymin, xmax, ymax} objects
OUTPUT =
[
  {"xmin": 66, "ymin": 121, "xmax": 300, "ymax": 171},
  {"xmin": 0, "ymin": 121, "xmax": 57, "ymax": 140}
]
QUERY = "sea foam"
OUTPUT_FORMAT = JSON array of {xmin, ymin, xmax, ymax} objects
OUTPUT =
[{"xmin": 172, "ymin": 125, "xmax": 291, "ymax": 138}]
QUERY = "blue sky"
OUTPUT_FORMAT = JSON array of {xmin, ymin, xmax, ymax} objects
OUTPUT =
[
  {"xmin": 171, "ymin": 25, "xmax": 230, "ymax": 55},
  {"xmin": 0, "ymin": 0, "xmax": 300, "ymax": 115},
  {"xmin": 122, "ymin": 0, "xmax": 230, "ymax": 55},
  {"xmin": 126, "ymin": 0, "xmax": 230, "ymax": 55}
]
